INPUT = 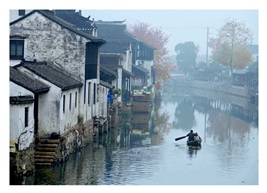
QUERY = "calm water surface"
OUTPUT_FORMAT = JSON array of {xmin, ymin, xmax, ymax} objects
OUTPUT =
[{"xmin": 22, "ymin": 94, "xmax": 258, "ymax": 185}]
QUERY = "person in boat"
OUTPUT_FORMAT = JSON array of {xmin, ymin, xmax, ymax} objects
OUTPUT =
[
  {"xmin": 186, "ymin": 130, "xmax": 198, "ymax": 141},
  {"xmin": 194, "ymin": 132, "xmax": 200, "ymax": 141}
]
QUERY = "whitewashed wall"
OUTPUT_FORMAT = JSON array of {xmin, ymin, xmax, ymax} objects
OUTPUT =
[
  {"xmin": 17, "ymin": 67, "xmax": 80, "ymax": 136},
  {"xmin": 10, "ymin": 81, "xmax": 33, "ymax": 96},
  {"xmin": 117, "ymin": 67, "xmax": 123, "ymax": 103},
  {"xmin": 10, "ymin": 60, "xmax": 21, "ymax": 67},
  {"xmin": 10, "ymin": 12, "xmax": 88, "ymax": 82},
  {"xmin": 10, "ymin": 11, "xmax": 103, "ymax": 124},
  {"xmin": 98, "ymin": 85, "xmax": 108, "ymax": 118},
  {"xmin": 123, "ymin": 47, "xmax": 133, "ymax": 73},
  {"xmin": 10, "ymin": 82, "xmax": 34, "ymax": 151},
  {"xmin": 59, "ymin": 88, "xmax": 80, "ymax": 134},
  {"xmin": 81, "ymin": 79, "xmax": 99, "ymax": 121}
]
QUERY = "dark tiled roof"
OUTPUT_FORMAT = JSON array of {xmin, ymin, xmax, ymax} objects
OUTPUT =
[
  {"xmin": 10, "ymin": 9, "xmax": 105, "ymax": 45},
  {"xmin": 96, "ymin": 22, "xmax": 129, "ymax": 41},
  {"xmin": 19, "ymin": 61, "xmax": 83, "ymax": 91},
  {"xmin": 96, "ymin": 21, "xmax": 155, "ymax": 50},
  {"xmin": 10, "ymin": 95, "xmax": 34, "ymax": 104},
  {"xmin": 100, "ymin": 65, "xmax": 117, "ymax": 77},
  {"xmin": 100, "ymin": 41, "xmax": 130, "ymax": 54},
  {"xmin": 54, "ymin": 10, "xmax": 96, "ymax": 35},
  {"xmin": 10, "ymin": 66, "xmax": 50, "ymax": 94},
  {"xmin": 100, "ymin": 80, "xmax": 113, "ymax": 89},
  {"xmin": 100, "ymin": 54, "xmax": 121, "ymax": 66},
  {"xmin": 208, "ymin": 61, "xmax": 225, "ymax": 71},
  {"xmin": 10, "ymin": 35, "xmax": 27, "ymax": 39},
  {"xmin": 132, "ymin": 64, "xmax": 149, "ymax": 74}
]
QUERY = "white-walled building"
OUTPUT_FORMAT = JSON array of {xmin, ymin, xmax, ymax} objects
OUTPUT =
[
  {"xmin": 15, "ymin": 61, "xmax": 83, "ymax": 136},
  {"xmin": 96, "ymin": 20, "xmax": 155, "ymax": 96},
  {"xmin": 10, "ymin": 66, "xmax": 49, "ymax": 151},
  {"xmin": 10, "ymin": 10, "xmax": 106, "ymax": 127}
]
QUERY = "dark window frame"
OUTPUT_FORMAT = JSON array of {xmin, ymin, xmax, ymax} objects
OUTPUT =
[
  {"xmin": 88, "ymin": 82, "xmax": 91, "ymax": 105},
  {"xmin": 25, "ymin": 107, "xmax": 29, "ymax": 128},
  {"xmin": 10, "ymin": 39, "xmax": 24, "ymax": 60},
  {"xmin": 18, "ymin": 10, "xmax": 26, "ymax": 16},
  {"xmin": 63, "ymin": 95, "xmax": 65, "ymax": 113},
  {"xmin": 93, "ymin": 83, "xmax": 96, "ymax": 104},
  {"xmin": 75, "ymin": 92, "xmax": 77, "ymax": 108},
  {"xmin": 69, "ymin": 93, "xmax": 72, "ymax": 110}
]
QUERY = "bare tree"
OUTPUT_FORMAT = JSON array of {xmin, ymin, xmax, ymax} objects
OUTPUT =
[{"xmin": 209, "ymin": 18, "xmax": 253, "ymax": 74}]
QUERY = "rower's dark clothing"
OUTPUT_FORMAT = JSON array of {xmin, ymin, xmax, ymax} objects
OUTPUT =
[{"xmin": 187, "ymin": 132, "xmax": 196, "ymax": 141}]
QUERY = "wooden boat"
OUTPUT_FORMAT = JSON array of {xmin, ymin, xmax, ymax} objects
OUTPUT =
[{"xmin": 187, "ymin": 137, "xmax": 202, "ymax": 146}]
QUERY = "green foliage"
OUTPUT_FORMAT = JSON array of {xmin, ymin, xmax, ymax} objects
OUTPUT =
[
  {"xmin": 113, "ymin": 88, "xmax": 121, "ymax": 95},
  {"xmin": 175, "ymin": 41, "xmax": 199, "ymax": 75}
]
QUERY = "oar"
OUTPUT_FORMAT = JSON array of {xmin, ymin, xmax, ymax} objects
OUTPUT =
[{"xmin": 175, "ymin": 136, "xmax": 187, "ymax": 141}]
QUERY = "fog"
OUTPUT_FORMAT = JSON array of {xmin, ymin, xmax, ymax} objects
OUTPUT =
[
  {"xmin": 82, "ymin": 10, "xmax": 258, "ymax": 56},
  {"xmin": 2, "ymin": 0, "xmax": 266, "ymax": 192}
]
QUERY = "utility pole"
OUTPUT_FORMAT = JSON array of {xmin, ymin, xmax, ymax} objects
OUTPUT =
[{"xmin": 206, "ymin": 27, "xmax": 209, "ymax": 65}]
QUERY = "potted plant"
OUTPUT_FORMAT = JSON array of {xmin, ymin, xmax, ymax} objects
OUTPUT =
[{"xmin": 113, "ymin": 88, "xmax": 121, "ymax": 96}]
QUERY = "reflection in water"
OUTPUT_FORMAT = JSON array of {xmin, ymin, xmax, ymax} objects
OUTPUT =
[
  {"xmin": 187, "ymin": 146, "xmax": 202, "ymax": 159},
  {"xmin": 172, "ymin": 96, "xmax": 196, "ymax": 131},
  {"xmin": 20, "ymin": 90, "xmax": 258, "ymax": 185}
]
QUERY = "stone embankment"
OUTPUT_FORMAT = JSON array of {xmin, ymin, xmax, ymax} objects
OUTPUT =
[
  {"xmin": 165, "ymin": 76, "xmax": 257, "ymax": 106},
  {"xmin": 190, "ymin": 81, "xmax": 249, "ymax": 99}
]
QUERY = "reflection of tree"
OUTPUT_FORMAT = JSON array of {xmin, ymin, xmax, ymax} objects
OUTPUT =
[
  {"xmin": 207, "ymin": 109, "xmax": 251, "ymax": 144},
  {"xmin": 193, "ymin": 96, "xmax": 210, "ymax": 114},
  {"xmin": 206, "ymin": 108, "xmax": 255, "ymax": 177},
  {"xmin": 207, "ymin": 110, "xmax": 229, "ymax": 142},
  {"xmin": 172, "ymin": 97, "xmax": 196, "ymax": 131},
  {"xmin": 130, "ymin": 133, "xmax": 149, "ymax": 146},
  {"xmin": 153, "ymin": 110, "xmax": 170, "ymax": 133}
]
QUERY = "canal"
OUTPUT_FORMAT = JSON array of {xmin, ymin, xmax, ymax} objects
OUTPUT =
[{"xmin": 18, "ymin": 91, "xmax": 258, "ymax": 185}]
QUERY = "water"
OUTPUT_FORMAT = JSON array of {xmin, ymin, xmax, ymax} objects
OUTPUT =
[{"xmin": 20, "ymin": 94, "xmax": 258, "ymax": 185}]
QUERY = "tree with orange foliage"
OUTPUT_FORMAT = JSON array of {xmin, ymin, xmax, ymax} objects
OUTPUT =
[
  {"xmin": 208, "ymin": 18, "xmax": 253, "ymax": 74},
  {"xmin": 128, "ymin": 21, "xmax": 175, "ymax": 90}
]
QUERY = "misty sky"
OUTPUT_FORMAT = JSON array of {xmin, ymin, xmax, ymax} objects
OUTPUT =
[
  {"xmin": 1, "ymin": 1, "xmax": 267, "ymax": 192},
  {"xmin": 82, "ymin": 10, "xmax": 258, "ymax": 56}
]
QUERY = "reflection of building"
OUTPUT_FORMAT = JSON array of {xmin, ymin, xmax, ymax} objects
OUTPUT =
[
  {"xmin": 191, "ymin": 93, "xmax": 258, "ymax": 127},
  {"xmin": 131, "ymin": 94, "xmax": 150, "ymax": 132},
  {"xmin": 231, "ymin": 103, "xmax": 258, "ymax": 125},
  {"xmin": 131, "ymin": 113, "xmax": 150, "ymax": 132},
  {"xmin": 131, "ymin": 94, "xmax": 151, "ymax": 133}
]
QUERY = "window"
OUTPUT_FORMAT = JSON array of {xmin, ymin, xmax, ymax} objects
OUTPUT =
[
  {"xmin": 10, "ymin": 40, "xmax": 24, "ymax": 60},
  {"xmin": 85, "ymin": 43, "xmax": 98, "ymax": 80},
  {"xmin": 69, "ymin": 93, "xmax": 72, "ymax": 110},
  {"xmin": 18, "ymin": 10, "xmax": 26, "ymax": 16},
  {"xmin": 93, "ymin": 83, "xmax": 96, "ymax": 104},
  {"xmin": 84, "ymin": 85, "xmax": 86, "ymax": 104},
  {"xmin": 75, "ymin": 92, "xmax": 77, "ymax": 108},
  {"xmin": 63, "ymin": 95, "xmax": 65, "ymax": 113},
  {"xmin": 25, "ymin": 107, "xmax": 29, "ymax": 128},
  {"xmin": 88, "ymin": 82, "xmax": 91, "ymax": 105}
]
